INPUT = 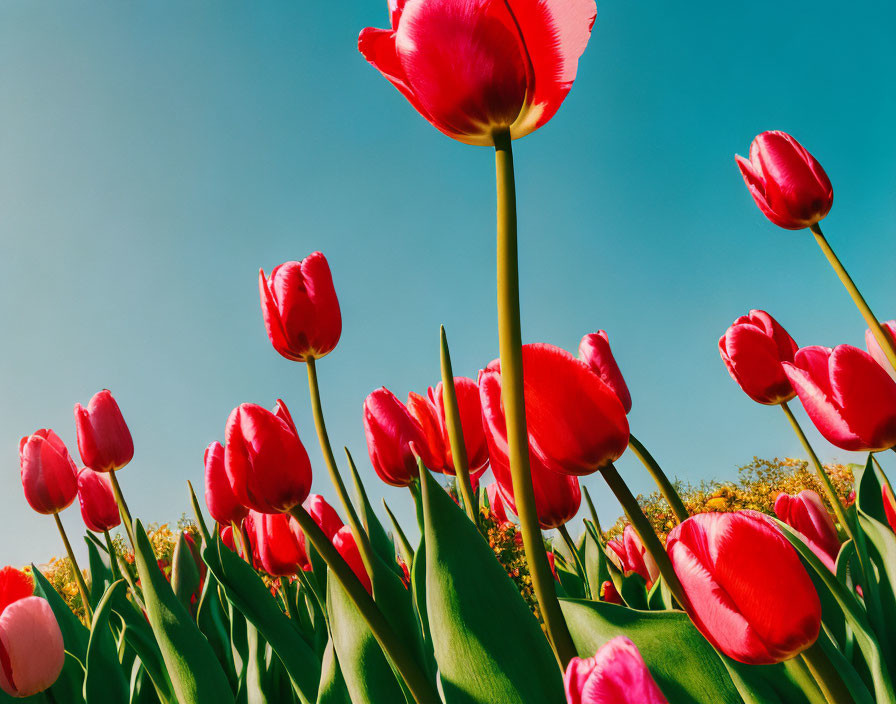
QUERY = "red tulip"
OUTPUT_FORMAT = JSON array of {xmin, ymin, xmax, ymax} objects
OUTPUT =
[
  {"xmin": 774, "ymin": 491, "xmax": 840, "ymax": 572},
  {"xmin": 363, "ymin": 387, "xmax": 436, "ymax": 487},
  {"xmin": 77, "ymin": 468, "xmax": 120, "ymax": 533},
  {"xmin": 599, "ymin": 580, "xmax": 622, "ymax": 605},
  {"xmin": 74, "ymin": 389, "xmax": 134, "ymax": 473},
  {"xmin": 304, "ymin": 494, "xmax": 344, "ymax": 541},
  {"xmin": 481, "ymin": 344, "xmax": 628, "ymax": 477},
  {"xmin": 883, "ymin": 484, "xmax": 896, "ymax": 534},
  {"xmin": 605, "ymin": 526, "xmax": 659, "ymax": 588},
  {"xmin": 332, "ymin": 526, "xmax": 371, "ymax": 594},
  {"xmin": 259, "ymin": 252, "xmax": 342, "ymax": 362},
  {"xmin": 564, "ymin": 636, "xmax": 667, "ymax": 704},
  {"xmin": 428, "ymin": 377, "xmax": 490, "ymax": 477},
  {"xmin": 205, "ymin": 441, "xmax": 248, "ymax": 527},
  {"xmin": 666, "ymin": 510, "xmax": 821, "ymax": 664},
  {"xmin": 735, "ymin": 131, "xmax": 833, "ymax": 230},
  {"xmin": 406, "ymin": 391, "xmax": 448, "ymax": 471},
  {"xmin": 18, "ymin": 430, "xmax": 78, "ymax": 515},
  {"xmin": 578, "ymin": 332, "xmax": 632, "ymax": 414},
  {"xmin": 245, "ymin": 511, "xmax": 310, "ymax": 576},
  {"xmin": 359, "ymin": 0, "xmax": 597, "ymax": 146},
  {"xmin": 480, "ymin": 367, "xmax": 581, "ymax": 528},
  {"xmin": 783, "ymin": 345, "xmax": 896, "ymax": 452},
  {"xmin": 224, "ymin": 401, "xmax": 313, "ymax": 514},
  {"xmin": 866, "ymin": 320, "xmax": 896, "ymax": 382},
  {"xmin": 719, "ymin": 310, "xmax": 798, "ymax": 405},
  {"xmin": 219, "ymin": 524, "xmax": 238, "ymax": 553},
  {"xmin": 547, "ymin": 551, "xmax": 559, "ymax": 581},
  {"xmin": 0, "ymin": 567, "xmax": 64, "ymax": 698},
  {"xmin": 485, "ymin": 482, "xmax": 510, "ymax": 523}
]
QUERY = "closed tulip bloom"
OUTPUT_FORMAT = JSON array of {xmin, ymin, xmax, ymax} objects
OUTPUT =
[
  {"xmin": 0, "ymin": 567, "xmax": 64, "ymax": 698},
  {"xmin": 599, "ymin": 580, "xmax": 622, "ymax": 605},
  {"xmin": 332, "ymin": 526, "xmax": 371, "ymax": 594},
  {"xmin": 359, "ymin": 0, "xmax": 597, "ymax": 146},
  {"xmin": 225, "ymin": 402, "xmax": 313, "ymax": 514},
  {"xmin": 481, "ymin": 344, "xmax": 629, "ymax": 477},
  {"xmin": 866, "ymin": 320, "xmax": 896, "ymax": 382},
  {"xmin": 259, "ymin": 252, "xmax": 341, "ymax": 362},
  {"xmin": 719, "ymin": 310, "xmax": 798, "ymax": 405},
  {"xmin": 783, "ymin": 345, "xmax": 896, "ymax": 452},
  {"xmin": 304, "ymin": 494, "xmax": 344, "ymax": 541},
  {"xmin": 74, "ymin": 390, "xmax": 134, "ymax": 473},
  {"xmin": 245, "ymin": 511, "xmax": 310, "ymax": 576},
  {"xmin": 578, "ymin": 332, "xmax": 632, "ymax": 414},
  {"xmin": 883, "ymin": 484, "xmax": 896, "ymax": 534},
  {"xmin": 363, "ymin": 387, "xmax": 436, "ymax": 487},
  {"xmin": 18, "ymin": 430, "xmax": 78, "ymax": 515},
  {"xmin": 485, "ymin": 482, "xmax": 510, "ymax": 523},
  {"xmin": 565, "ymin": 636, "xmax": 667, "ymax": 704},
  {"xmin": 77, "ymin": 468, "xmax": 120, "ymax": 533},
  {"xmin": 429, "ymin": 377, "xmax": 490, "ymax": 477},
  {"xmin": 735, "ymin": 131, "xmax": 833, "ymax": 230},
  {"xmin": 666, "ymin": 510, "xmax": 821, "ymax": 664},
  {"xmin": 605, "ymin": 526, "xmax": 660, "ymax": 588},
  {"xmin": 406, "ymin": 392, "xmax": 448, "ymax": 471},
  {"xmin": 204, "ymin": 441, "xmax": 248, "ymax": 527},
  {"xmin": 774, "ymin": 491, "xmax": 840, "ymax": 571}
]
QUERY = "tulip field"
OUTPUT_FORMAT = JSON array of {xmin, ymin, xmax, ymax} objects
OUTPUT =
[{"xmin": 5, "ymin": 1, "xmax": 896, "ymax": 704}]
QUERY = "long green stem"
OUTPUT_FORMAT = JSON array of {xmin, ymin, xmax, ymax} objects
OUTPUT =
[
  {"xmin": 800, "ymin": 641, "xmax": 856, "ymax": 704},
  {"xmin": 107, "ymin": 469, "xmax": 134, "ymax": 547},
  {"xmin": 494, "ymin": 127, "xmax": 576, "ymax": 668},
  {"xmin": 289, "ymin": 507, "xmax": 439, "ymax": 704},
  {"xmin": 811, "ymin": 223, "xmax": 896, "ymax": 372},
  {"xmin": 628, "ymin": 434, "xmax": 688, "ymax": 523},
  {"xmin": 557, "ymin": 524, "xmax": 590, "ymax": 598},
  {"xmin": 439, "ymin": 326, "xmax": 477, "ymax": 523},
  {"xmin": 599, "ymin": 463, "xmax": 686, "ymax": 607},
  {"xmin": 53, "ymin": 513, "xmax": 93, "ymax": 621}
]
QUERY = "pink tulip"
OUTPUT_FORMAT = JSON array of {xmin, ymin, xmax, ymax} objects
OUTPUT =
[
  {"xmin": 304, "ymin": 494, "xmax": 344, "ymax": 541},
  {"xmin": 578, "ymin": 332, "xmax": 632, "ymax": 414},
  {"xmin": 77, "ymin": 468, "xmax": 121, "ymax": 533},
  {"xmin": 74, "ymin": 389, "xmax": 134, "ymax": 472},
  {"xmin": 605, "ymin": 526, "xmax": 659, "ymax": 588},
  {"xmin": 866, "ymin": 321, "xmax": 896, "ymax": 382},
  {"xmin": 564, "ymin": 636, "xmax": 667, "ymax": 704},
  {"xmin": 18, "ymin": 429, "xmax": 78, "ymax": 515},
  {"xmin": 774, "ymin": 491, "xmax": 840, "ymax": 572},
  {"xmin": 783, "ymin": 345, "xmax": 896, "ymax": 452}
]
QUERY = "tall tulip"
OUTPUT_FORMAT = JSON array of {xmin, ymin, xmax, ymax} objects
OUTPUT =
[
  {"xmin": 363, "ymin": 387, "xmax": 435, "ymax": 487},
  {"xmin": 332, "ymin": 526, "xmax": 371, "ymax": 594},
  {"xmin": 866, "ymin": 320, "xmax": 896, "ymax": 382},
  {"xmin": 18, "ymin": 430, "xmax": 78, "ymax": 515},
  {"xmin": 74, "ymin": 389, "xmax": 134, "ymax": 473},
  {"xmin": 564, "ymin": 636, "xmax": 667, "ymax": 704},
  {"xmin": 719, "ymin": 310, "xmax": 798, "ymax": 405},
  {"xmin": 783, "ymin": 345, "xmax": 896, "ymax": 452},
  {"xmin": 77, "ymin": 468, "xmax": 121, "ymax": 533},
  {"xmin": 225, "ymin": 402, "xmax": 313, "ymax": 514},
  {"xmin": 359, "ymin": 0, "xmax": 597, "ymax": 146},
  {"xmin": 204, "ymin": 441, "xmax": 248, "ymax": 527},
  {"xmin": 259, "ymin": 252, "xmax": 342, "ymax": 362},
  {"xmin": 578, "ymin": 332, "xmax": 632, "ymax": 414},
  {"xmin": 735, "ymin": 131, "xmax": 832, "ymax": 230},
  {"xmin": 605, "ymin": 525, "xmax": 659, "ymax": 588},
  {"xmin": 0, "ymin": 567, "xmax": 65, "ymax": 698},
  {"xmin": 245, "ymin": 511, "xmax": 310, "ymax": 576},
  {"xmin": 774, "ymin": 490, "xmax": 840, "ymax": 571},
  {"xmin": 429, "ymin": 377, "xmax": 489, "ymax": 477},
  {"xmin": 666, "ymin": 510, "xmax": 821, "ymax": 664},
  {"xmin": 304, "ymin": 494, "xmax": 344, "ymax": 541}
]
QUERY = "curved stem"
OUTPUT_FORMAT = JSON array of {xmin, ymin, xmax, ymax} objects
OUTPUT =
[
  {"xmin": 53, "ymin": 513, "xmax": 93, "ymax": 621},
  {"xmin": 557, "ymin": 524, "xmax": 590, "ymax": 599},
  {"xmin": 628, "ymin": 434, "xmax": 688, "ymax": 523},
  {"xmin": 801, "ymin": 640, "xmax": 856, "ymax": 704},
  {"xmin": 107, "ymin": 469, "xmax": 134, "ymax": 547},
  {"xmin": 289, "ymin": 506, "xmax": 439, "ymax": 704},
  {"xmin": 439, "ymin": 326, "xmax": 477, "ymax": 524},
  {"xmin": 811, "ymin": 223, "xmax": 896, "ymax": 372},
  {"xmin": 494, "ymin": 127, "xmax": 576, "ymax": 668}
]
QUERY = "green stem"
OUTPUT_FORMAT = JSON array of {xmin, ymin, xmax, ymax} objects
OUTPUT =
[
  {"xmin": 628, "ymin": 434, "xmax": 689, "ymax": 523},
  {"xmin": 581, "ymin": 486, "xmax": 603, "ymax": 536},
  {"xmin": 103, "ymin": 530, "xmax": 121, "ymax": 582},
  {"xmin": 439, "ymin": 326, "xmax": 477, "ymax": 524},
  {"xmin": 599, "ymin": 463, "xmax": 686, "ymax": 607},
  {"xmin": 53, "ymin": 512, "xmax": 93, "ymax": 621},
  {"xmin": 494, "ymin": 127, "xmax": 576, "ymax": 668},
  {"xmin": 289, "ymin": 506, "xmax": 439, "ymax": 704},
  {"xmin": 557, "ymin": 524, "xmax": 590, "ymax": 599},
  {"xmin": 811, "ymin": 223, "xmax": 896, "ymax": 372},
  {"xmin": 107, "ymin": 469, "xmax": 134, "ymax": 547},
  {"xmin": 800, "ymin": 640, "xmax": 856, "ymax": 704}
]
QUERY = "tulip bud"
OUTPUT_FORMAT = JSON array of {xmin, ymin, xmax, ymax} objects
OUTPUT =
[
  {"xmin": 599, "ymin": 580, "xmax": 622, "ymax": 605},
  {"xmin": 866, "ymin": 321, "xmax": 896, "ymax": 382},
  {"xmin": 304, "ymin": 494, "xmax": 344, "ymax": 541},
  {"xmin": 245, "ymin": 511, "xmax": 309, "ymax": 576},
  {"xmin": 259, "ymin": 252, "xmax": 341, "ymax": 362},
  {"xmin": 783, "ymin": 345, "xmax": 896, "ymax": 452},
  {"xmin": 719, "ymin": 310, "xmax": 798, "ymax": 405},
  {"xmin": 332, "ymin": 526, "xmax": 371, "ymax": 594},
  {"xmin": 204, "ymin": 441, "xmax": 248, "ymax": 527},
  {"xmin": 19, "ymin": 430, "xmax": 78, "ymax": 515},
  {"xmin": 224, "ymin": 402, "xmax": 313, "ymax": 514},
  {"xmin": 77, "ymin": 468, "xmax": 121, "ymax": 533},
  {"xmin": 735, "ymin": 131, "xmax": 833, "ymax": 230},
  {"xmin": 363, "ymin": 388, "xmax": 435, "ymax": 487},
  {"xmin": 774, "ymin": 490, "xmax": 840, "ymax": 571},
  {"xmin": 578, "ymin": 331, "xmax": 632, "ymax": 414},
  {"xmin": 605, "ymin": 526, "xmax": 659, "ymax": 588},
  {"xmin": 564, "ymin": 636, "xmax": 668, "ymax": 704},
  {"xmin": 428, "ymin": 377, "xmax": 490, "ymax": 477},
  {"xmin": 74, "ymin": 389, "xmax": 134, "ymax": 473},
  {"xmin": 883, "ymin": 484, "xmax": 896, "ymax": 534},
  {"xmin": 547, "ymin": 551, "xmax": 560, "ymax": 581},
  {"xmin": 666, "ymin": 510, "xmax": 821, "ymax": 664}
]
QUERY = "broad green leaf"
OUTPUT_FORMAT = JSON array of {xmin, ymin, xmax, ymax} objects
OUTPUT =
[
  {"xmin": 722, "ymin": 654, "xmax": 816, "ymax": 704},
  {"xmin": 83, "ymin": 581, "xmax": 129, "ymax": 704},
  {"xmin": 647, "ymin": 576, "xmax": 673, "ymax": 611},
  {"xmin": 197, "ymin": 570, "xmax": 238, "ymax": 689},
  {"xmin": 129, "ymin": 659, "xmax": 164, "ymax": 704},
  {"xmin": 556, "ymin": 564, "xmax": 585, "ymax": 600},
  {"xmin": 31, "ymin": 563, "xmax": 89, "ymax": 664},
  {"xmin": 245, "ymin": 624, "xmax": 273, "ymax": 704},
  {"xmin": 86, "ymin": 536, "xmax": 114, "ymax": 609},
  {"xmin": 346, "ymin": 453, "xmax": 401, "ymax": 578},
  {"xmin": 316, "ymin": 640, "xmax": 351, "ymax": 704},
  {"xmin": 420, "ymin": 469, "xmax": 563, "ymax": 704}
]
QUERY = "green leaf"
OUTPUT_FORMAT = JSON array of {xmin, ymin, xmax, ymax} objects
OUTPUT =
[
  {"xmin": 556, "ymin": 564, "xmax": 585, "ymax": 600},
  {"xmin": 560, "ymin": 599, "xmax": 739, "ymax": 704},
  {"xmin": 83, "ymin": 581, "xmax": 129, "ymax": 704},
  {"xmin": 316, "ymin": 640, "xmax": 351, "ymax": 704},
  {"xmin": 420, "ymin": 468, "xmax": 563, "ymax": 704},
  {"xmin": 86, "ymin": 536, "xmax": 114, "ymax": 609},
  {"xmin": 128, "ymin": 659, "xmax": 164, "ymax": 704},
  {"xmin": 197, "ymin": 570, "xmax": 238, "ymax": 689},
  {"xmin": 171, "ymin": 532, "xmax": 201, "ymax": 612},
  {"xmin": 132, "ymin": 519, "xmax": 235, "ymax": 704},
  {"xmin": 346, "ymin": 452, "xmax": 401, "ymax": 578},
  {"xmin": 31, "ymin": 563, "xmax": 89, "ymax": 664}
]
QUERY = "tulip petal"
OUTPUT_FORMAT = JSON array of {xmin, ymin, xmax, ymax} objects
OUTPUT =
[
  {"xmin": 722, "ymin": 323, "xmax": 794, "ymax": 404},
  {"xmin": 0, "ymin": 597, "xmax": 65, "ymax": 697},
  {"xmin": 0, "ymin": 569, "xmax": 33, "ymax": 618},
  {"xmin": 828, "ymin": 345, "xmax": 896, "ymax": 451}
]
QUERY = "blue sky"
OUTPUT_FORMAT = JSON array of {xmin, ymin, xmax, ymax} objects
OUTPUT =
[{"xmin": 1, "ymin": 0, "xmax": 895, "ymax": 566}]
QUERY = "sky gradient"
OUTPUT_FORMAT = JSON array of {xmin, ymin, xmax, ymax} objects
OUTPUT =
[{"xmin": 2, "ymin": 0, "xmax": 895, "ymax": 566}]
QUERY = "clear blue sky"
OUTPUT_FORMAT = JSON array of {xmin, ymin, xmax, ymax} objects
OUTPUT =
[{"xmin": 2, "ymin": 0, "xmax": 895, "ymax": 567}]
